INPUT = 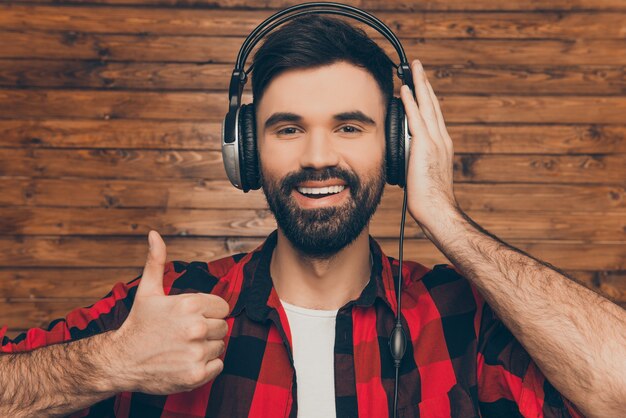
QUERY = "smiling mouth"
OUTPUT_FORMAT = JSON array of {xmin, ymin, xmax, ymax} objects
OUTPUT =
[{"xmin": 295, "ymin": 184, "xmax": 346, "ymax": 199}]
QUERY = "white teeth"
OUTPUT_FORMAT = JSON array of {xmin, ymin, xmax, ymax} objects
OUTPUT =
[{"xmin": 297, "ymin": 185, "xmax": 345, "ymax": 195}]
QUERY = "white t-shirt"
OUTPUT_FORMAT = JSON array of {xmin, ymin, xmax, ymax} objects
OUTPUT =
[{"xmin": 281, "ymin": 299, "xmax": 339, "ymax": 418}]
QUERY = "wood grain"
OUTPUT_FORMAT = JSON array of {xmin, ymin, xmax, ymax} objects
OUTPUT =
[
  {"xmin": 12, "ymin": 0, "xmax": 626, "ymax": 12},
  {"xmin": 2, "ymin": 32, "xmax": 626, "ymax": 65},
  {"xmin": 0, "ymin": 267, "xmax": 142, "ymax": 299},
  {"xmin": 2, "ymin": 6, "xmax": 626, "ymax": 39},
  {"xmin": 1, "ymin": 0, "xmax": 624, "ymax": 332},
  {"xmin": 1, "ymin": 61, "xmax": 625, "ymax": 95}
]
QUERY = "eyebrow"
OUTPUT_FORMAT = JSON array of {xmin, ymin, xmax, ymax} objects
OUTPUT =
[{"xmin": 263, "ymin": 110, "xmax": 376, "ymax": 130}]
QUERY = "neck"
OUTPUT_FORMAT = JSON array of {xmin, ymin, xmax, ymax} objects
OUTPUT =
[{"xmin": 270, "ymin": 227, "xmax": 372, "ymax": 310}]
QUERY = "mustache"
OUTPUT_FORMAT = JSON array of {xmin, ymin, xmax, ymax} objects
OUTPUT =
[{"xmin": 279, "ymin": 167, "xmax": 360, "ymax": 196}]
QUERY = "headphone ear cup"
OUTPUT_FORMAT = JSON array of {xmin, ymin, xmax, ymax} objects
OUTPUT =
[
  {"xmin": 385, "ymin": 97, "xmax": 406, "ymax": 187},
  {"xmin": 238, "ymin": 103, "xmax": 261, "ymax": 191}
]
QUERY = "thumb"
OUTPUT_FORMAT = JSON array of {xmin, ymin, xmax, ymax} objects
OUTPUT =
[{"xmin": 136, "ymin": 230, "xmax": 167, "ymax": 297}]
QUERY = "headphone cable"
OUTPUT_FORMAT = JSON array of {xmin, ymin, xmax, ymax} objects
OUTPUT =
[{"xmin": 391, "ymin": 184, "xmax": 408, "ymax": 418}]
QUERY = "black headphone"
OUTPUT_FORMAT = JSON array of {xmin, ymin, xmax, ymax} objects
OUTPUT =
[
  {"xmin": 221, "ymin": 1, "xmax": 416, "ymax": 193},
  {"xmin": 221, "ymin": 3, "xmax": 413, "ymax": 417}
]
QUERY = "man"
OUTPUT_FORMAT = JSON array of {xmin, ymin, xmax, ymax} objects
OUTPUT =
[{"xmin": 1, "ymin": 14, "xmax": 624, "ymax": 418}]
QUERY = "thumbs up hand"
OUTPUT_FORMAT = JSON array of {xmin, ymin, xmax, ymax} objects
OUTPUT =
[{"xmin": 110, "ymin": 230, "xmax": 229, "ymax": 394}]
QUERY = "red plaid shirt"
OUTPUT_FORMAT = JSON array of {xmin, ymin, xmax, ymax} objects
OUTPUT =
[{"xmin": 1, "ymin": 230, "xmax": 584, "ymax": 417}]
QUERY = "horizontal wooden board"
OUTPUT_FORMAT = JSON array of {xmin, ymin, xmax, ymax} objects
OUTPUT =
[
  {"xmin": 2, "ymin": 120, "xmax": 625, "ymax": 154},
  {"xmin": 0, "ymin": 89, "xmax": 234, "ymax": 121},
  {"xmin": 2, "ymin": 6, "xmax": 626, "ymax": 39},
  {"xmin": 1, "ymin": 149, "xmax": 624, "ymax": 184},
  {"xmin": 0, "ymin": 119, "xmax": 220, "ymax": 149},
  {"xmin": 0, "ymin": 148, "xmax": 227, "ymax": 180},
  {"xmin": 12, "ymin": 0, "xmax": 626, "ymax": 12},
  {"xmin": 2, "ymin": 32, "xmax": 626, "ymax": 65},
  {"xmin": 0, "ymin": 206, "xmax": 624, "ymax": 241},
  {"xmin": 0, "ymin": 235, "xmax": 623, "ymax": 271},
  {"xmin": 0, "ymin": 267, "xmax": 142, "ymax": 299},
  {"xmin": 361, "ymin": 0, "xmax": 626, "ymax": 11},
  {"xmin": 440, "ymin": 96, "xmax": 626, "ymax": 124},
  {"xmin": 416, "ymin": 66, "xmax": 626, "ymax": 96},
  {"xmin": 449, "ymin": 154, "xmax": 626, "ymax": 184},
  {"xmin": 0, "ymin": 178, "xmax": 268, "ymax": 209},
  {"xmin": 2, "ymin": 90, "xmax": 626, "ymax": 124},
  {"xmin": 2, "ymin": 61, "xmax": 625, "ymax": 96},
  {"xmin": 2, "ymin": 179, "xmax": 624, "ymax": 213}
]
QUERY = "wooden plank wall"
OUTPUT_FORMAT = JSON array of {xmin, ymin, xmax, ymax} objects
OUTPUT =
[{"xmin": 0, "ymin": 0, "xmax": 624, "ymax": 338}]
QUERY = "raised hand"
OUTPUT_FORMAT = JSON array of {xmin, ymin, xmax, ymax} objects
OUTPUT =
[
  {"xmin": 110, "ymin": 230, "xmax": 229, "ymax": 394},
  {"xmin": 400, "ymin": 59, "xmax": 460, "ymax": 232}
]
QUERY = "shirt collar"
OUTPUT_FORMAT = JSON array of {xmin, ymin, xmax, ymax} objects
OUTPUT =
[{"xmin": 230, "ymin": 229, "xmax": 400, "ymax": 322}]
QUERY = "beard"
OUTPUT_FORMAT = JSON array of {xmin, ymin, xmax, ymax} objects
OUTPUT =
[{"xmin": 260, "ymin": 161, "xmax": 386, "ymax": 260}]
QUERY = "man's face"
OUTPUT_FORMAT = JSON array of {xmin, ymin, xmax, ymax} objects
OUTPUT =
[{"xmin": 256, "ymin": 61, "xmax": 387, "ymax": 259}]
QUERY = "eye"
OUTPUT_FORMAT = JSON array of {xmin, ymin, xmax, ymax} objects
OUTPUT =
[
  {"xmin": 339, "ymin": 125, "xmax": 362, "ymax": 134},
  {"xmin": 276, "ymin": 126, "xmax": 301, "ymax": 136}
]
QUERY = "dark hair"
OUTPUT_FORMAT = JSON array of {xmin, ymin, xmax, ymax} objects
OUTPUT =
[{"xmin": 250, "ymin": 14, "xmax": 395, "ymax": 114}]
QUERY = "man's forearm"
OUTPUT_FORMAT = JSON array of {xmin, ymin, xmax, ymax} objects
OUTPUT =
[
  {"xmin": 0, "ymin": 330, "xmax": 124, "ymax": 417},
  {"xmin": 418, "ymin": 206, "xmax": 626, "ymax": 418}
]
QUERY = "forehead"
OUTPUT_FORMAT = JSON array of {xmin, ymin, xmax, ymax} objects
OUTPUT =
[{"xmin": 256, "ymin": 61, "xmax": 385, "ymax": 122}]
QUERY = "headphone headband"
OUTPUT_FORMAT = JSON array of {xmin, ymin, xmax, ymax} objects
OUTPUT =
[{"xmin": 237, "ymin": 3, "xmax": 405, "ymax": 71}]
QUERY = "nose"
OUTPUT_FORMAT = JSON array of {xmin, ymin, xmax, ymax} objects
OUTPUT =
[{"xmin": 299, "ymin": 129, "xmax": 340, "ymax": 170}]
